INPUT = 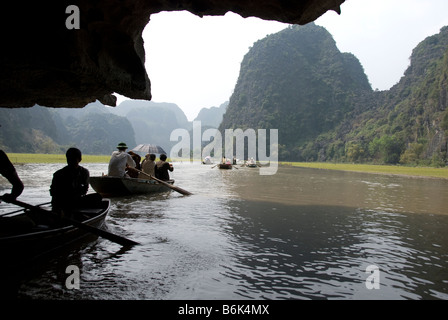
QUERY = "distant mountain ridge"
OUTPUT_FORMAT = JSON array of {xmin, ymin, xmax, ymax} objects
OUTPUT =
[
  {"xmin": 0, "ymin": 99, "xmax": 227, "ymax": 155},
  {"xmin": 194, "ymin": 101, "xmax": 228, "ymax": 128}
]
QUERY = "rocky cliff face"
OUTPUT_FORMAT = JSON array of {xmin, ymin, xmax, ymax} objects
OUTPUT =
[
  {"xmin": 219, "ymin": 24, "xmax": 448, "ymax": 165},
  {"xmin": 220, "ymin": 23, "xmax": 371, "ymax": 150},
  {"xmin": 0, "ymin": 0, "xmax": 344, "ymax": 109}
]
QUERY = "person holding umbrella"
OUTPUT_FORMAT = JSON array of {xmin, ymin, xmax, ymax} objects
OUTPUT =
[{"xmin": 108, "ymin": 142, "xmax": 136, "ymax": 177}]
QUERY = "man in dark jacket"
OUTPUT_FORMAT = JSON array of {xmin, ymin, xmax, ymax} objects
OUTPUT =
[
  {"xmin": 50, "ymin": 148, "xmax": 101, "ymax": 211},
  {"xmin": 155, "ymin": 154, "xmax": 173, "ymax": 181}
]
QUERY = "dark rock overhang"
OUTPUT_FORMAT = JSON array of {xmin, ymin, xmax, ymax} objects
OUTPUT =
[{"xmin": 0, "ymin": 0, "xmax": 344, "ymax": 109}]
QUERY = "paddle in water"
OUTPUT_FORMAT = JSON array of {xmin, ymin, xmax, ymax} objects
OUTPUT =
[{"xmin": 131, "ymin": 168, "xmax": 193, "ymax": 196}]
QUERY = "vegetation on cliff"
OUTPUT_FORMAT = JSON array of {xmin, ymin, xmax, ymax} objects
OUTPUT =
[{"xmin": 220, "ymin": 24, "xmax": 448, "ymax": 166}]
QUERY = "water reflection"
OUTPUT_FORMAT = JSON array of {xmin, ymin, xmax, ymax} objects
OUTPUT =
[
  {"xmin": 219, "ymin": 200, "xmax": 448, "ymax": 299},
  {"xmin": 1, "ymin": 163, "xmax": 447, "ymax": 299}
]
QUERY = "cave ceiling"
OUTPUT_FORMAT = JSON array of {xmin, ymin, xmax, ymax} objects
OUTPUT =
[{"xmin": 0, "ymin": 0, "xmax": 344, "ymax": 109}]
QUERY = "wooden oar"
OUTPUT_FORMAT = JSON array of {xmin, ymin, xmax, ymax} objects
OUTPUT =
[
  {"xmin": 0, "ymin": 207, "xmax": 25, "ymax": 217},
  {"xmin": 0, "ymin": 200, "xmax": 51, "ymax": 217},
  {"xmin": 0, "ymin": 196, "xmax": 139, "ymax": 247},
  {"xmin": 133, "ymin": 169, "xmax": 192, "ymax": 196}
]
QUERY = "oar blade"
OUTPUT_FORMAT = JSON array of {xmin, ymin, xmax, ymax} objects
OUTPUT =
[
  {"xmin": 134, "ymin": 169, "xmax": 193, "ymax": 196},
  {"xmin": 167, "ymin": 185, "xmax": 192, "ymax": 196},
  {"xmin": 0, "ymin": 196, "xmax": 139, "ymax": 247},
  {"xmin": 67, "ymin": 217, "xmax": 139, "ymax": 247}
]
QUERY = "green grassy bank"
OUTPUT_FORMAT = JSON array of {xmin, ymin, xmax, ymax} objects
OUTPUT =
[
  {"xmin": 282, "ymin": 162, "xmax": 448, "ymax": 179},
  {"xmin": 7, "ymin": 153, "xmax": 110, "ymax": 164},
  {"xmin": 6, "ymin": 153, "xmax": 448, "ymax": 179}
]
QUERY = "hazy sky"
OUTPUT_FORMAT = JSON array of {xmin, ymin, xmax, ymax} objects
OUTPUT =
[{"xmin": 116, "ymin": 0, "xmax": 448, "ymax": 121}]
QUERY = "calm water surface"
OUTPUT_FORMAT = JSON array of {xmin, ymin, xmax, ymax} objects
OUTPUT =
[{"xmin": 1, "ymin": 162, "xmax": 448, "ymax": 300}]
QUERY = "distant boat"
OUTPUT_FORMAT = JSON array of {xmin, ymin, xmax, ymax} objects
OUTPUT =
[
  {"xmin": 90, "ymin": 176, "xmax": 174, "ymax": 197},
  {"xmin": 246, "ymin": 158, "xmax": 257, "ymax": 167},
  {"xmin": 202, "ymin": 156, "xmax": 213, "ymax": 165},
  {"xmin": 218, "ymin": 163, "xmax": 232, "ymax": 169}
]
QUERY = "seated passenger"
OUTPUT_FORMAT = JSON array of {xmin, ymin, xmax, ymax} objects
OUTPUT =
[
  {"xmin": 155, "ymin": 154, "xmax": 173, "ymax": 181},
  {"xmin": 139, "ymin": 153, "xmax": 156, "ymax": 179},
  {"xmin": 50, "ymin": 148, "xmax": 102, "ymax": 211},
  {"xmin": 127, "ymin": 151, "xmax": 141, "ymax": 178}
]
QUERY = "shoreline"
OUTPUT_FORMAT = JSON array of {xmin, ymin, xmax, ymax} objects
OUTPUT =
[{"xmin": 6, "ymin": 153, "xmax": 448, "ymax": 180}]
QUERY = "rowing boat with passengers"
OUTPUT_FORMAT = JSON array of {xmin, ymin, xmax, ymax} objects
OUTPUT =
[
  {"xmin": 218, "ymin": 163, "xmax": 232, "ymax": 169},
  {"xmin": 89, "ymin": 175, "xmax": 174, "ymax": 197}
]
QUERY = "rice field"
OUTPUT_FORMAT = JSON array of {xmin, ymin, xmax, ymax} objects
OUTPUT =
[
  {"xmin": 6, "ymin": 153, "xmax": 110, "ymax": 164},
  {"xmin": 283, "ymin": 162, "xmax": 448, "ymax": 179},
  {"xmin": 5, "ymin": 153, "xmax": 448, "ymax": 179}
]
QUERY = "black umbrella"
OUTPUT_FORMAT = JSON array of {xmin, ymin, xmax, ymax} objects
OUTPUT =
[{"xmin": 132, "ymin": 144, "xmax": 167, "ymax": 155}]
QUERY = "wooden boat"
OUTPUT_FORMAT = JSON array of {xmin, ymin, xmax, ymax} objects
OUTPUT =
[
  {"xmin": 0, "ymin": 199, "xmax": 110, "ymax": 265},
  {"xmin": 245, "ymin": 158, "xmax": 257, "ymax": 167},
  {"xmin": 218, "ymin": 163, "xmax": 232, "ymax": 169},
  {"xmin": 202, "ymin": 156, "xmax": 213, "ymax": 165},
  {"xmin": 90, "ymin": 176, "xmax": 174, "ymax": 197}
]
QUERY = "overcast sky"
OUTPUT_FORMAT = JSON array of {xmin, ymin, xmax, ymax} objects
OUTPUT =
[{"xmin": 116, "ymin": 0, "xmax": 448, "ymax": 121}]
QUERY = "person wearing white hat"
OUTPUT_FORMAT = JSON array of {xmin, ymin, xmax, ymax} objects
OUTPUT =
[{"xmin": 107, "ymin": 142, "xmax": 136, "ymax": 177}]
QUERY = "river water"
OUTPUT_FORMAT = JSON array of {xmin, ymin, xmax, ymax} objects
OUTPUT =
[{"xmin": 1, "ymin": 162, "xmax": 448, "ymax": 300}]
